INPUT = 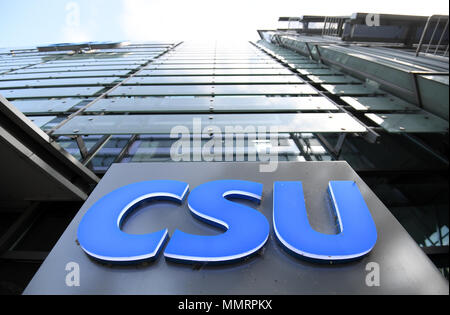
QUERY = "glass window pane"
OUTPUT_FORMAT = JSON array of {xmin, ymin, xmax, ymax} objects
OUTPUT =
[
  {"xmin": 26, "ymin": 115, "xmax": 57, "ymax": 128},
  {"xmin": 2, "ymin": 86, "xmax": 103, "ymax": 98},
  {"xmin": 53, "ymin": 113, "xmax": 367, "ymax": 135},
  {"xmin": 9, "ymin": 98, "xmax": 81, "ymax": 114},
  {"xmin": 342, "ymin": 96, "xmax": 420, "ymax": 111},
  {"xmin": 86, "ymin": 96, "xmax": 337, "ymax": 113}
]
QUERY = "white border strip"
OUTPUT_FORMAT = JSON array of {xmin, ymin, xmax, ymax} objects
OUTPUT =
[
  {"xmin": 164, "ymin": 189, "xmax": 266, "ymax": 262},
  {"xmin": 328, "ymin": 182, "xmax": 344, "ymax": 233},
  {"xmin": 187, "ymin": 204, "xmax": 230, "ymax": 230},
  {"xmin": 81, "ymin": 229, "xmax": 169, "ymax": 262},
  {"xmin": 223, "ymin": 190, "xmax": 262, "ymax": 201},
  {"xmin": 164, "ymin": 233, "xmax": 268, "ymax": 262},
  {"xmin": 273, "ymin": 221, "xmax": 372, "ymax": 260}
]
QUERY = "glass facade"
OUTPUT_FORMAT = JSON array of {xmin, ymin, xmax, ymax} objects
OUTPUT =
[{"xmin": 0, "ymin": 37, "xmax": 448, "ymax": 285}]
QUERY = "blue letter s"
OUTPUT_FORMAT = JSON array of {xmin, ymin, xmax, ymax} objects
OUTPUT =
[{"xmin": 164, "ymin": 180, "xmax": 270, "ymax": 264}]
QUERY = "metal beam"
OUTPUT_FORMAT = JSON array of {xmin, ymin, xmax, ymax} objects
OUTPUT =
[
  {"xmin": 81, "ymin": 135, "xmax": 112, "ymax": 166},
  {"xmin": 0, "ymin": 250, "xmax": 48, "ymax": 262},
  {"xmin": 0, "ymin": 95, "xmax": 100, "ymax": 193},
  {"xmin": 75, "ymin": 136, "xmax": 89, "ymax": 160},
  {"xmin": 0, "ymin": 203, "xmax": 41, "ymax": 254},
  {"xmin": 114, "ymin": 135, "xmax": 138, "ymax": 163}
]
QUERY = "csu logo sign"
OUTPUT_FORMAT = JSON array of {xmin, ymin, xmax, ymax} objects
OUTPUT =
[{"xmin": 77, "ymin": 180, "xmax": 377, "ymax": 265}]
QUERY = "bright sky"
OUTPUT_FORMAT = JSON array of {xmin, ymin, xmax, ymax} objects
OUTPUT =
[{"xmin": 0, "ymin": 0, "xmax": 449, "ymax": 48}]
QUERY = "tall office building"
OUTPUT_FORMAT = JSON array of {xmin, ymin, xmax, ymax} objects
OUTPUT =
[{"xmin": 0, "ymin": 13, "xmax": 448, "ymax": 294}]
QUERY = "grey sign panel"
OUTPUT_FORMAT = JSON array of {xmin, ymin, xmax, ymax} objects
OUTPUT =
[
  {"xmin": 52, "ymin": 113, "xmax": 366, "ymax": 135},
  {"xmin": 86, "ymin": 96, "xmax": 338, "ymax": 114},
  {"xmin": 23, "ymin": 162, "xmax": 448, "ymax": 294},
  {"xmin": 365, "ymin": 113, "xmax": 449, "ymax": 133},
  {"xmin": 1, "ymin": 86, "xmax": 103, "ymax": 99}
]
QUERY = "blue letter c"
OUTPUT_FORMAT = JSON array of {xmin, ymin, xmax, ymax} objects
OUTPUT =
[{"xmin": 77, "ymin": 180, "xmax": 189, "ymax": 264}]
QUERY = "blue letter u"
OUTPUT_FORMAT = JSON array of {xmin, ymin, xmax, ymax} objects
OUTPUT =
[{"xmin": 273, "ymin": 181, "xmax": 377, "ymax": 262}]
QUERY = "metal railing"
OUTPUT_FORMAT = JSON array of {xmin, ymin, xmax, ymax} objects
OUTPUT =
[
  {"xmin": 321, "ymin": 16, "xmax": 346, "ymax": 37},
  {"xmin": 416, "ymin": 15, "xmax": 449, "ymax": 57}
]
